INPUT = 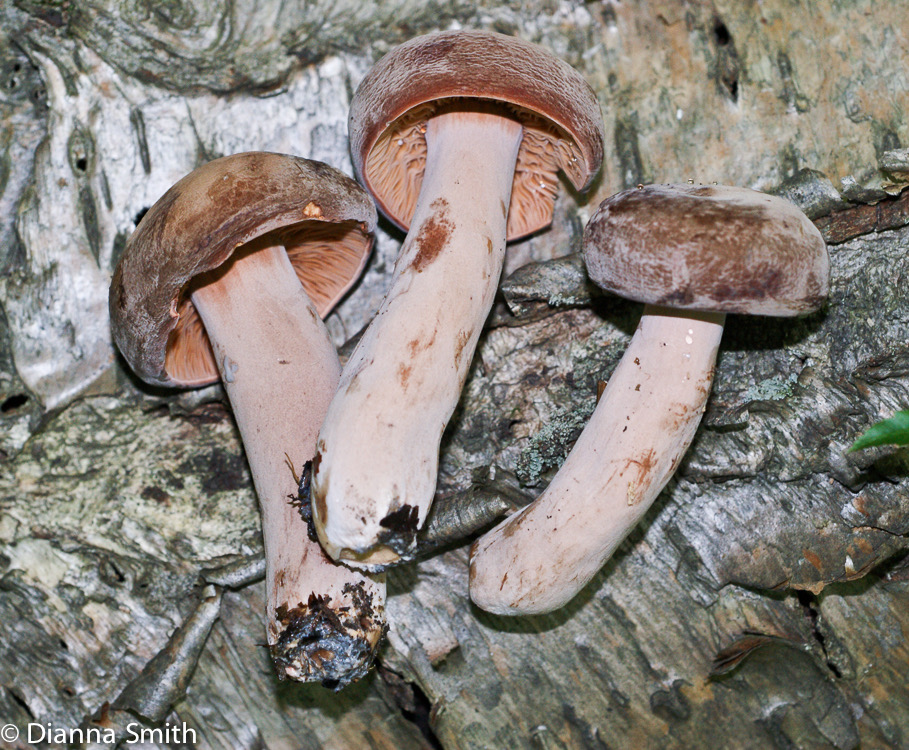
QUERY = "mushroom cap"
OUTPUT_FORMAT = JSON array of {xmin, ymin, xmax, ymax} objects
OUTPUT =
[
  {"xmin": 349, "ymin": 29, "xmax": 605, "ymax": 240},
  {"xmin": 583, "ymin": 184, "xmax": 830, "ymax": 316},
  {"xmin": 110, "ymin": 152, "xmax": 377, "ymax": 388}
]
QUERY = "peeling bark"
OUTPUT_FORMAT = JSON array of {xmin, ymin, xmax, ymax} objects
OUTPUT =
[{"xmin": 1, "ymin": 1, "xmax": 907, "ymax": 748}]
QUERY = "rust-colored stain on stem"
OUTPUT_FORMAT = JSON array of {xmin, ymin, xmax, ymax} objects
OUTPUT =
[
  {"xmin": 411, "ymin": 198, "xmax": 453, "ymax": 272},
  {"xmin": 454, "ymin": 330, "xmax": 471, "ymax": 367},
  {"xmin": 622, "ymin": 449, "xmax": 657, "ymax": 505},
  {"xmin": 398, "ymin": 361, "xmax": 413, "ymax": 388},
  {"xmin": 311, "ymin": 449, "xmax": 328, "ymax": 527}
]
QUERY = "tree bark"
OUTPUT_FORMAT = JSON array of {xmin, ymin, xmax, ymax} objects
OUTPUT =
[{"xmin": 1, "ymin": 1, "xmax": 907, "ymax": 748}]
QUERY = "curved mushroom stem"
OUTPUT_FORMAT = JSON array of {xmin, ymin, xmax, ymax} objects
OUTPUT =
[
  {"xmin": 313, "ymin": 109, "xmax": 524, "ymax": 568},
  {"xmin": 190, "ymin": 243, "xmax": 385, "ymax": 686},
  {"xmin": 469, "ymin": 305, "xmax": 726, "ymax": 615}
]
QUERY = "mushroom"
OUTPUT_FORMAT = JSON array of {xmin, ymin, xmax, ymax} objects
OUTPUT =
[
  {"xmin": 109, "ymin": 152, "xmax": 385, "ymax": 686},
  {"xmin": 469, "ymin": 183, "xmax": 829, "ymax": 615},
  {"xmin": 311, "ymin": 30, "xmax": 605, "ymax": 568}
]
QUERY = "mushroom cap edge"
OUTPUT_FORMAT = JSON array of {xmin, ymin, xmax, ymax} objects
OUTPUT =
[
  {"xmin": 582, "ymin": 183, "xmax": 830, "ymax": 317},
  {"xmin": 109, "ymin": 152, "xmax": 377, "ymax": 388},
  {"xmin": 349, "ymin": 29, "xmax": 605, "ymax": 239}
]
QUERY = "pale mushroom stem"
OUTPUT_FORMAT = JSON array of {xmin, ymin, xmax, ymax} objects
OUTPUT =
[
  {"xmin": 470, "ymin": 305, "xmax": 726, "ymax": 615},
  {"xmin": 313, "ymin": 110, "xmax": 524, "ymax": 568},
  {"xmin": 190, "ymin": 243, "xmax": 385, "ymax": 684}
]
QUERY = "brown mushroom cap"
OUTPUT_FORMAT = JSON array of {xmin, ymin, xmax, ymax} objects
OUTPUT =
[
  {"xmin": 349, "ymin": 30, "xmax": 605, "ymax": 240},
  {"xmin": 583, "ymin": 184, "xmax": 829, "ymax": 317},
  {"xmin": 110, "ymin": 152, "xmax": 376, "ymax": 388}
]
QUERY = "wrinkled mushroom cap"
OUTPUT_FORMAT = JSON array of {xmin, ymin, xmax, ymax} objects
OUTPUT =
[
  {"xmin": 583, "ymin": 184, "xmax": 829, "ymax": 316},
  {"xmin": 110, "ymin": 152, "xmax": 377, "ymax": 388},
  {"xmin": 349, "ymin": 30, "xmax": 605, "ymax": 240}
]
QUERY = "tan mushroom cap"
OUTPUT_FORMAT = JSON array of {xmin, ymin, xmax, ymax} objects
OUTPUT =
[
  {"xmin": 110, "ymin": 152, "xmax": 377, "ymax": 388},
  {"xmin": 583, "ymin": 184, "xmax": 829, "ymax": 317},
  {"xmin": 349, "ymin": 29, "xmax": 605, "ymax": 240}
]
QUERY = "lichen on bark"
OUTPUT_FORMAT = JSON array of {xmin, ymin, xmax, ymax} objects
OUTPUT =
[{"xmin": 1, "ymin": 1, "xmax": 908, "ymax": 748}]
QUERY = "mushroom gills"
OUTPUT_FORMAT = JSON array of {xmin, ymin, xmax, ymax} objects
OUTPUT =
[{"xmin": 314, "ymin": 30, "xmax": 605, "ymax": 570}]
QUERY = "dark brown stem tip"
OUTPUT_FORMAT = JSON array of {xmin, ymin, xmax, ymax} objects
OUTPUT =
[
  {"xmin": 271, "ymin": 585, "xmax": 387, "ymax": 690},
  {"xmin": 289, "ymin": 459, "xmax": 319, "ymax": 543},
  {"xmin": 376, "ymin": 503, "xmax": 421, "ymax": 560}
]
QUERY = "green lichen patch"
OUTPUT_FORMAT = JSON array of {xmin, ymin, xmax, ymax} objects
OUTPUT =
[{"xmin": 514, "ymin": 401, "xmax": 596, "ymax": 486}]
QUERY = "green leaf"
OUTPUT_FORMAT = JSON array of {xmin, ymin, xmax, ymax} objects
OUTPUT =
[{"xmin": 849, "ymin": 410, "xmax": 909, "ymax": 451}]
